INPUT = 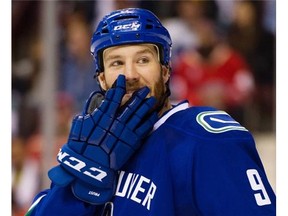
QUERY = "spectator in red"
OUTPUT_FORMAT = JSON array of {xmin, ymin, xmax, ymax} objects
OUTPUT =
[
  {"xmin": 171, "ymin": 19, "xmax": 255, "ymax": 124},
  {"xmin": 226, "ymin": 0, "xmax": 275, "ymax": 131}
]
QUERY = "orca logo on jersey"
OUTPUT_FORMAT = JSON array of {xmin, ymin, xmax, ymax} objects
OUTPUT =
[
  {"xmin": 196, "ymin": 110, "xmax": 248, "ymax": 133},
  {"xmin": 57, "ymin": 149, "xmax": 107, "ymax": 182}
]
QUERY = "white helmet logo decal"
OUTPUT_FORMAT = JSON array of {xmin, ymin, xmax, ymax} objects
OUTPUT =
[{"xmin": 113, "ymin": 21, "xmax": 141, "ymax": 31}]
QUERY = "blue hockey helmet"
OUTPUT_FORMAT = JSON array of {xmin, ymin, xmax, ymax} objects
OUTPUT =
[{"xmin": 90, "ymin": 8, "xmax": 172, "ymax": 74}]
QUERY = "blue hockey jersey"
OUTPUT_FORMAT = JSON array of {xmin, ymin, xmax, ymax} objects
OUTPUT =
[{"xmin": 26, "ymin": 101, "xmax": 276, "ymax": 216}]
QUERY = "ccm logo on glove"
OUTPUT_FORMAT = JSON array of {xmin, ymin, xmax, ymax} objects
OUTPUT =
[{"xmin": 57, "ymin": 148, "xmax": 107, "ymax": 182}]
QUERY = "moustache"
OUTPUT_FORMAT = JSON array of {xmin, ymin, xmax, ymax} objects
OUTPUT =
[{"xmin": 125, "ymin": 82, "xmax": 146, "ymax": 93}]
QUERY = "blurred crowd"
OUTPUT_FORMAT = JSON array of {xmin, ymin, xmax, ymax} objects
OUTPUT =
[{"xmin": 11, "ymin": 1, "xmax": 275, "ymax": 215}]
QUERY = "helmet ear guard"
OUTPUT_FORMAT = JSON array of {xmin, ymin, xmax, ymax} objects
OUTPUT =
[{"xmin": 90, "ymin": 8, "xmax": 172, "ymax": 75}]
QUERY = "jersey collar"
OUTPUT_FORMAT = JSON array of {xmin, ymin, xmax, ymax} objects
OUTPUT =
[{"xmin": 153, "ymin": 100, "xmax": 189, "ymax": 131}]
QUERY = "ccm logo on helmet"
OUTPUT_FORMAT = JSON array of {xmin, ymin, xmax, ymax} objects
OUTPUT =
[
  {"xmin": 114, "ymin": 22, "xmax": 141, "ymax": 31},
  {"xmin": 57, "ymin": 149, "xmax": 107, "ymax": 182}
]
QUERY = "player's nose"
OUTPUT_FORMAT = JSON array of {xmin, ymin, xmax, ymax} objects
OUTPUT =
[{"xmin": 123, "ymin": 63, "xmax": 140, "ymax": 81}]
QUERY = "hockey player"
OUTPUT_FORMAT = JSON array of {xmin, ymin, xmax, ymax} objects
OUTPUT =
[{"xmin": 25, "ymin": 8, "xmax": 276, "ymax": 216}]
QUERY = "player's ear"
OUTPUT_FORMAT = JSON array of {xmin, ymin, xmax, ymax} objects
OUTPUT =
[
  {"xmin": 162, "ymin": 65, "xmax": 170, "ymax": 83},
  {"xmin": 97, "ymin": 72, "xmax": 108, "ymax": 91}
]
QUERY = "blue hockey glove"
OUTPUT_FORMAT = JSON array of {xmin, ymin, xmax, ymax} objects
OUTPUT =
[{"xmin": 48, "ymin": 75, "xmax": 158, "ymax": 204}]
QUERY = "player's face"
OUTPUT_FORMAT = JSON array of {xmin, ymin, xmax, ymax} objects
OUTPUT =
[{"xmin": 98, "ymin": 44, "xmax": 170, "ymax": 106}]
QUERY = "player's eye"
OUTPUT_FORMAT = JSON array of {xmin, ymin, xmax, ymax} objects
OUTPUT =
[
  {"xmin": 137, "ymin": 57, "xmax": 150, "ymax": 64},
  {"xmin": 109, "ymin": 60, "xmax": 123, "ymax": 67}
]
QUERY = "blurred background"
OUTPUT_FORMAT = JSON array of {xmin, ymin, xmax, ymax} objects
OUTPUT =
[{"xmin": 11, "ymin": 1, "xmax": 276, "ymax": 215}]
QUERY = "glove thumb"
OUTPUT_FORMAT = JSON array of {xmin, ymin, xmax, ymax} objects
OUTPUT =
[{"xmin": 48, "ymin": 165, "xmax": 75, "ymax": 187}]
